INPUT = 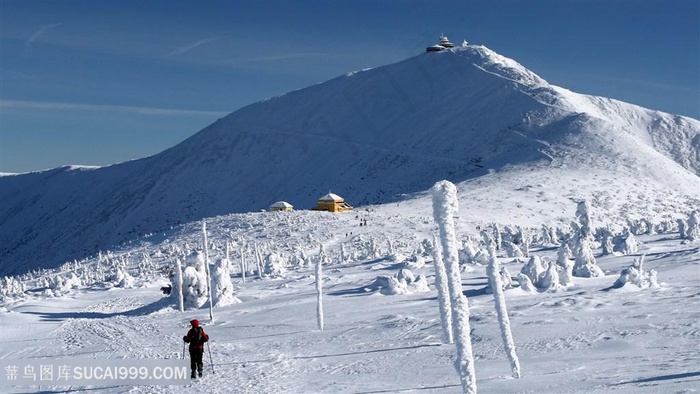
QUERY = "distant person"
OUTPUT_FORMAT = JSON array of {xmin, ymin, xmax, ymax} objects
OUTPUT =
[{"xmin": 183, "ymin": 319, "xmax": 209, "ymax": 378}]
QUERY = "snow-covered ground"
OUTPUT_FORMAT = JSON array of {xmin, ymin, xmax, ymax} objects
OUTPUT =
[{"xmin": 1, "ymin": 203, "xmax": 698, "ymax": 393}]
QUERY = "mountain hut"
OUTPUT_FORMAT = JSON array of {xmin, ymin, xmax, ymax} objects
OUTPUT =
[
  {"xmin": 315, "ymin": 193, "xmax": 353, "ymax": 212},
  {"xmin": 270, "ymin": 201, "xmax": 293, "ymax": 212}
]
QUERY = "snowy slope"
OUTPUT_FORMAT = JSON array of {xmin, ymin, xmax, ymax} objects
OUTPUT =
[
  {"xmin": 1, "ymin": 45, "xmax": 698, "ymax": 274},
  {"xmin": 1, "ymin": 207, "xmax": 699, "ymax": 393}
]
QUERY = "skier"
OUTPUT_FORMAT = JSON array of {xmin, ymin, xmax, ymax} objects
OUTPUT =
[{"xmin": 183, "ymin": 319, "xmax": 209, "ymax": 378}]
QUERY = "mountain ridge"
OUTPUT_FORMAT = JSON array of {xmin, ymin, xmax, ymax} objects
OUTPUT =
[{"xmin": 1, "ymin": 45, "xmax": 698, "ymax": 274}]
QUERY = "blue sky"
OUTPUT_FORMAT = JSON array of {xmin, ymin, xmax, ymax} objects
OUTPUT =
[{"xmin": 1, "ymin": 0, "xmax": 698, "ymax": 173}]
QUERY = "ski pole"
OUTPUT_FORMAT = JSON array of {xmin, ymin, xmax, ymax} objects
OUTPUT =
[
  {"xmin": 206, "ymin": 341, "xmax": 215, "ymax": 374},
  {"xmin": 182, "ymin": 342, "xmax": 186, "ymax": 359}
]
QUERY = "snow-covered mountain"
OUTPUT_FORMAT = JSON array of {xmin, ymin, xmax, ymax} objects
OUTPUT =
[{"xmin": 1, "ymin": 44, "xmax": 698, "ymax": 274}]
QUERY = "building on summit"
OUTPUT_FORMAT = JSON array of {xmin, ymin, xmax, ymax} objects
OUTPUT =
[{"xmin": 426, "ymin": 35, "xmax": 458, "ymax": 52}]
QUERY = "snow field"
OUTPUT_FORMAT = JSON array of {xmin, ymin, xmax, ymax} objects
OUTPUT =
[{"xmin": 1, "ymin": 205, "xmax": 698, "ymax": 393}]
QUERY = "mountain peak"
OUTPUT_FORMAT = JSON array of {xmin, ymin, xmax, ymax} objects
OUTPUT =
[
  {"xmin": 449, "ymin": 45, "xmax": 549, "ymax": 88},
  {"xmin": 0, "ymin": 43, "xmax": 698, "ymax": 273}
]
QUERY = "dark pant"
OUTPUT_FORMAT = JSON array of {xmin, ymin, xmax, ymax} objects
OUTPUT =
[{"xmin": 189, "ymin": 348, "xmax": 204, "ymax": 377}]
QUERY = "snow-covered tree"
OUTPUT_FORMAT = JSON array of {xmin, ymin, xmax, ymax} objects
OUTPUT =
[
  {"xmin": 424, "ymin": 238, "xmax": 453, "ymax": 344},
  {"xmin": 504, "ymin": 240, "xmax": 525, "ymax": 259},
  {"xmin": 520, "ymin": 256, "xmax": 545, "ymax": 286},
  {"xmin": 556, "ymin": 240, "xmax": 572, "ymax": 266},
  {"xmin": 485, "ymin": 240, "xmax": 521, "ymax": 378},
  {"xmin": 499, "ymin": 267, "xmax": 513, "ymax": 290},
  {"xmin": 254, "ymin": 243, "xmax": 264, "ymax": 279},
  {"xmin": 430, "ymin": 180, "xmax": 477, "ymax": 394},
  {"xmin": 212, "ymin": 256, "xmax": 240, "ymax": 307},
  {"xmin": 572, "ymin": 201, "xmax": 604, "ymax": 278},
  {"xmin": 573, "ymin": 233, "xmax": 604, "ymax": 277},
  {"xmin": 600, "ymin": 228, "xmax": 614, "ymax": 255},
  {"xmin": 240, "ymin": 244, "xmax": 247, "ymax": 283},
  {"xmin": 686, "ymin": 211, "xmax": 700, "ymax": 241},
  {"xmin": 576, "ymin": 200, "xmax": 592, "ymax": 238},
  {"xmin": 520, "ymin": 228, "xmax": 530, "ymax": 258},
  {"xmin": 202, "ymin": 221, "xmax": 214, "ymax": 321},
  {"xmin": 541, "ymin": 224, "xmax": 559, "ymax": 245},
  {"xmin": 617, "ymin": 230, "xmax": 639, "ymax": 255},
  {"xmin": 316, "ymin": 244, "xmax": 325, "ymax": 331},
  {"xmin": 517, "ymin": 273, "xmax": 537, "ymax": 293},
  {"xmin": 539, "ymin": 262, "xmax": 562, "ymax": 292},
  {"xmin": 111, "ymin": 266, "xmax": 134, "ymax": 288},
  {"xmin": 173, "ymin": 258, "xmax": 184, "ymax": 312},
  {"xmin": 677, "ymin": 218, "xmax": 688, "ymax": 239},
  {"xmin": 493, "ymin": 224, "xmax": 503, "ymax": 251},
  {"xmin": 182, "ymin": 250, "xmax": 209, "ymax": 308},
  {"xmin": 458, "ymin": 238, "xmax": 478, "ymax": 265},
  {"xmin": 263, "ymin": 253, "xmax": 287, "ymax": 277}
]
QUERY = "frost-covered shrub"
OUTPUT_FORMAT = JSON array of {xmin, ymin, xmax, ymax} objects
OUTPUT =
[
  {"xmin": 370, "ymin": 269, "xmax": 430, "ymax": 295},
  {"xmin": 0, "ymin": 276, "xmax": 26, "ymax": 300},
  {"xmin": 263, "ymin": 253, "xmax": 287, "ymax": 277},
  {"xmin": 628, "ymin": 218, "xmax": 653, "ymax": 235},
  {"xmin": 556, "ymin": 241, "xmax": 572, "ymax": 266},
  {"xmin": 556, "ymin": 257, "xmax": 574, "ymax": 287},
  {"xmin": 51, "ymin": 273, "xmax": 82, "ymax": 294},
  {"xmin": 541, "ymin": 224, "xmax": 559, "ymax": 245},
  {"xmin": 459, "ymin": 238, "xmax": 479, "ymax": 265},
  {"xmin": 111, "ymin": 267, "xmax": 135, "ymax": 288},
  {"xmin": 520, "ymin": 256, "xmax": 545, "ymax": 285},
  {"xmin": 520, "ymin": 256, "xmax": 569, "ymax": 292},
  {"xmin": 654, "ymin": 220, "xmax": 676, "ymax": 235},
  {"xmin": 539, "ymin": 262, "xmax": 563, "ymax": 292},
  {"xmin": 598, "ymin": 227, "xmax": 614, "ymax": 255},
  {"xmin": 516, "ymin": 273, "xmax": 537, "ymax": 293},
  {"xmin": 500, "ymin": 267, "xmax": 513, "ymax": 290},
  {"xmin": 614, "ymin": 255, "xmax": 658, "ymax": 289},
  {"xmin": 615, "ymin": 230, "xmax": 639, "ymax": 255},
  {"xmin": 401, "ymin": 253, "xmax": 426, "ymax": 269},
  {"xmin": 504, "ymin": 241, "xmax": 525, "ymax": 259}
]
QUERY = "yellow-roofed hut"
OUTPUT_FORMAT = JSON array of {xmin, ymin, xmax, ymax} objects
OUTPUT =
[{"xmin": 315, "ymin": 193, "xmax": 353, "ymax": 212}]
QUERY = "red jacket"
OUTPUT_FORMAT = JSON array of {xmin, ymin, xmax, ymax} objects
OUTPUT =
[{"xmin": 183, "ymin": 327, "xmax": 209, "ymax": 351}]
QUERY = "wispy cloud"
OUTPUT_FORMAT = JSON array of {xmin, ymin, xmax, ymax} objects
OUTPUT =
[
  {"xmin": 166, "ymin": 38, "xmax": 216, "ymax": 58},
  {"xmin": 236, "ymin": 52, "xmax": 336, "ymax": 63},
  {"xmin": 0, "ymin": 100, "xmax": 229, "ymax": 117},
  {"xmin": 25, "ymin": 23, "xmax": 63, "ymax": 50}
]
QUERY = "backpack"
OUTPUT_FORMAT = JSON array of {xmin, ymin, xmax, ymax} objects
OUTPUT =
[{"xmin": 192, "ymin": 327, "xmax": 204, "ymax": 344}]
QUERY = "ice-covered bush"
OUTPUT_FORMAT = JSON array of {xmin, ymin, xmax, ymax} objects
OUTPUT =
[
  {"xmin": 111, "ymin": 267, "xmax": 135, "ymax": 288},
  {"xmin": 615, "ymin": 230, "xmax": 639, "ymax": 255},
  {"xmin": 504, "ymin": 241, "xmax": 525, "ymax": 259},
  {"xmin": 614, "ymin": 255, "xmax": 658, "ymax": 289},
  {"xmin": 263, "ymin": 253, "xmax": 287, "ymax": 277},
  {"xmin": 520, "ymin": 256, "xmax": 545, "ymax": 284},
  {"xmin": 369, "ymin": 268, "xmax": 430, "ymax": 295},
  {"xmin": 519, "ymin": 256, "xmax": 568, "ymax": 292}
]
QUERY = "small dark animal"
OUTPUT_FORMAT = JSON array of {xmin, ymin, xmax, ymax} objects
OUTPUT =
[{"xmin": 161, "ymin": 284, "xmax": 172, "ymax": 295}]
